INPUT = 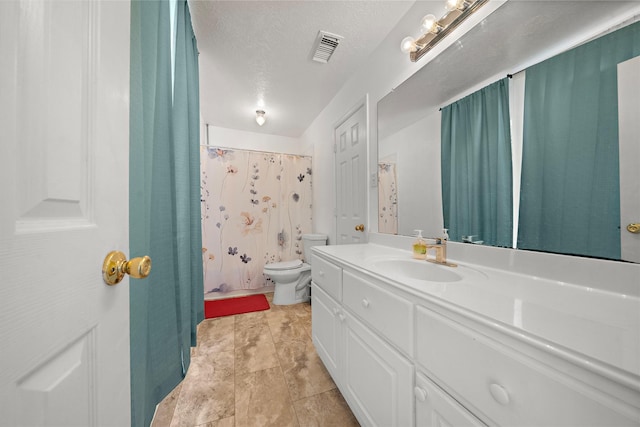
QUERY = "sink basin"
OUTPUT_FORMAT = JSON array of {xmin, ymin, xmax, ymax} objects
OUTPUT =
[{"xmin": 373, "ymin": 258, "xmax": 462, "ymax": 283}]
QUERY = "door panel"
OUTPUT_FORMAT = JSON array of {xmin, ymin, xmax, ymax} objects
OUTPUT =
[
  {"xmin": 15, "ymin": 1, "xmax": 91, "ymax": 232},
  {"xmin": 311, "ymin": 283, "xmax": 342, "ymax": 382},
  {"xmin": 335, "ymin": 104, "xmax": 368, "ymax": 244},
  {"xmin": 0, "ymin": 1, "xmax": 131, "ymax": 425},
  {"xmin": 618, "ymin": 56, "xmax": 640, "ymax": 263},
  {"xmin": 415, "ymin": 372, "xmax": 486, "ymax": 427},
  {"xmin": 15, "ymin": 330, "xmax": 97, "ymax": 426},
  {"xmin": 343, "ymin": 312, "xmax": 414, "ymax": 427}
]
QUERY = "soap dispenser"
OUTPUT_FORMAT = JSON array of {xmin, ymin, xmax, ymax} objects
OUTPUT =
[{"xmin": 412, "ymin": 230, "xmax": 427, "ymax": 260}]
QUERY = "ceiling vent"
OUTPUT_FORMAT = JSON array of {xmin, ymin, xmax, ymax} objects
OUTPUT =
[{"xmin": 311, "ymin": 31, "xmax": 343, "ymax": 63}]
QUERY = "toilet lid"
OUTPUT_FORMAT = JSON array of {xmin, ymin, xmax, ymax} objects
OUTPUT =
[{"xmin": 264, "ymin": 259, "xmax": 303, "ymax": 271}]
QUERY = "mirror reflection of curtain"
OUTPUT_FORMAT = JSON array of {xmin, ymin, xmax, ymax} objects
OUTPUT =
[
  {"xmin": 518, "ymin": 21, "xmax": 640, "ymax": 260},
  {"xmin": 378, "ymin": 162, "xmax": 398, "ymax": 234},
  {"xmin": 441, "ymin": 78, "xmax": 513, "ymax": 247},
  {"xmin": 200, "ymin": 147, "xmax": 313, "ymax": 296}
]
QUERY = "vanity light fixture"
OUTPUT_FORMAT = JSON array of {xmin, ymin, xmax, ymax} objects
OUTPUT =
[
  {"xmin": 255, "ymin": 110, "xmax": 266, "ymax": 126},
  {"xmin": 401, "ymin": 0, "xmax": 488, "ymax": 62}
]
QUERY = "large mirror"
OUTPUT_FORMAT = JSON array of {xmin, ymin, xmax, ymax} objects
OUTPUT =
[{"xmin": 377, "ymin": 1, "xmax": 640, "ymax": 262}]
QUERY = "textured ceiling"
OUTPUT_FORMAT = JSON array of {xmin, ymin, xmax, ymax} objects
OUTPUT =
[{"xmin": 189, "ymin": 0, "xmax": 417, "ymax": 138}]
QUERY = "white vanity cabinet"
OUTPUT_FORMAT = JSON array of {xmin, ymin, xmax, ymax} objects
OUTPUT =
[
  {"xmin": 415, "ymin": 305, "xmax": 640, "ymax": 426},
  {"xmin": 341, "ymin": 310, "xmax": 413, "ymax": 427},
  {"xmin": 311, "ymin": 254, "xmax": 414, "ymax": 427},
  {"xmin": 311, "ymin": 283, "xmax": 342, "ymax": 382},
  {"xmin": 311, "ymin": 255, "xmax": 343, "ymax": 381},
  {"xmin": 311, "ymin": 248, "xmax": 640, "ymax": 427}
]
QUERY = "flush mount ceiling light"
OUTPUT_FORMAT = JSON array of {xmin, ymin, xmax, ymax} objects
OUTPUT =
[
  {"xmin": 401, "ymin": 0, "xmax": 488, "ymax": 62},
  {"xmin": 255, "ymin": 110, "xmax": 266, "ymax": 126}
]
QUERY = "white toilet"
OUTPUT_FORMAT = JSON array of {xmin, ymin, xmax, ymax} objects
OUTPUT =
[{"xmin": 264, "ymin": 233, "xmax": 327, "ymax": 305}]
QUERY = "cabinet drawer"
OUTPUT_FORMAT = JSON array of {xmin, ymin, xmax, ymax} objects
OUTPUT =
[
  {"xmin": 311, "ymin": 254, "xmax": 342, "ymax": 301},
  {"xmin": 343, "ymin": 270, "xmax": 413, "ymax": 356},
  {"xmin": 415, "ymin": 306, "xmax": 639, "ymax": 426}
]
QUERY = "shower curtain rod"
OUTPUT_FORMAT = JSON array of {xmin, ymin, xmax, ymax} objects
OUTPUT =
[
  {"xmin": 439, "ymin": 69, "xmax": 524, "ymax": 111},
  {"xmin": 202, "ymin": 123, "xmax": 311, "ymax": 158},
  {"xmin": 200, "ymin": 144, "xmax": 311, "ymax": 158}
]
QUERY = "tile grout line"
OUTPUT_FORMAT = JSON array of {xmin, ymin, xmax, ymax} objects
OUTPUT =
[
  {"xmin": 231, "ymin": 314, "xmax": 237, "ymax": 427},
  {"xmin": 267, "ymin": 302, "xmax": 303, "ymax": 427},
  {"xmin": 233, "ymin": 312, "xmax": 243, "ymax": 427}
]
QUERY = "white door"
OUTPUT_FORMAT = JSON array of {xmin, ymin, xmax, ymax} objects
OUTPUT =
[
  {"xmin": 335, "ymin": 103, "xmax": 368, "ymax": 244},
  {"xmin": 0, "ymin": 1, "xmax": 131, "ymax": 425},
  {"xmin": 618, "ymin": 56, "xmax": 640, "ymax": 263}
]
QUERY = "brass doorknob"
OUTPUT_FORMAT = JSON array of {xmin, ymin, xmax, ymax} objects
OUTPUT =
[
  {"xmin": 355, "ymin": 224, "xmax": 365, "ymax": 232},
  {"xmin": 627, "ymin": 223, "xmax": 640, "ymax": 234},
  {"xmin": 102, "ymin": 251, "xmax": 152, "ymax": 286}
]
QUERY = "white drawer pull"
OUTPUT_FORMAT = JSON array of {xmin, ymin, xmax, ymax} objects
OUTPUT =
[
  {"xmin": 318, "ymin": 271, "xmax": 325, "ymax": 277},
  {"xmin": 414, "ymin": 386, "xmax": 428, "ymax": 402},
  {"xmin": 338, "ymin": 313, "xmax": 346, "ymax": 322},
  {"xmin": 361, "ymin": 299, "xmax": 370, "ymax": 308},
  {"xmin": 489, "ymin": 383, "xmax": 510, "ymax": 406}
]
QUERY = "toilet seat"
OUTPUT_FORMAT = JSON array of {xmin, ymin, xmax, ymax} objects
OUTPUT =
[
  {"xmin": 264, "ymin": 234, "xmax": 327, "ymax": 305},
  {"xmin": 264, "ymin": 259, "xmax": 303, "ymax": 271}
]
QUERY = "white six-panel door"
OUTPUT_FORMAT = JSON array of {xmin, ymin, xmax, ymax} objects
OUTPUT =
[
  {"xmin": 618, "ymin": 56, "xmax": 640, "ymax": 264},
  {"xmin": 335, "ymin": 103, "xmax": 368, "ymax": 244},
  {"xmin": 0, "ymin": 1, "xmax": 131, "ymax": 425}
]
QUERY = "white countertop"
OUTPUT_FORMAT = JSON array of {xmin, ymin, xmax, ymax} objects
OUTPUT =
[{"xmin": 312, "ymin": 243, "xmax": 640, "ymax": 389}]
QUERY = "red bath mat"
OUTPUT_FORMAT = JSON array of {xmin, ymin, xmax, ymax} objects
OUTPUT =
[{"xmin": 204, "ymin": 294, "xmax": 270, "ymax": 319}]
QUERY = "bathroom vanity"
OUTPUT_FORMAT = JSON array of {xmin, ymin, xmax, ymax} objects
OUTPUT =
[{"xmin": 310, "ymin": 239, "xmax": 640, "ymax": 426}]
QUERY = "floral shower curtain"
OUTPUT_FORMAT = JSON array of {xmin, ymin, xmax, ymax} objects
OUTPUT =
[
  {"xmin": 200, "ymin": 146, "xmax": 313, "ymax": 297},
  {"xmin": 378, "ymin": 162, "xmax": 398, "ymax": 234}
]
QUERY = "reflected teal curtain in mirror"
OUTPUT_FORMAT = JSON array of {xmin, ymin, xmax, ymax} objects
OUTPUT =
[
  {"xmin": 518, "ymin": 22, "xmax": 640, "ymax": 260},
  {"xmin": 129, "ymin": 1, "xmax": 203, "ymax": 426},
  {"xmin": 441, "ymin": 78, "xmax": 513, "ymax": 247}
]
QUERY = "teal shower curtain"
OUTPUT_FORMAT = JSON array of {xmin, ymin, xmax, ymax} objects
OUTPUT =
[
  {"xmin": 129, "ymin": 1, "xmax": 203, "ymax": 426},
  {"xmin": 518, "ymin": 22, "xmax": 640, "ymax": 259},
  {"xmin": 173, "ymin": 0, "xmax": 204, "ymax": 350},
  {"xmin": 441, "ymin": 78, "xmax": 513, "ymax": 247}
]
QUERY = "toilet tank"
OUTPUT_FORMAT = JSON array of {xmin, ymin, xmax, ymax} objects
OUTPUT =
[{"xmin": 302, "ymin": 234, "xmax": 327, "ymax": 264}]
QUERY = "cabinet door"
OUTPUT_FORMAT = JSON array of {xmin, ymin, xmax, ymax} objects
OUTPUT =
[
  {"xmin": 415, "ymin": 372, "xmax": 486, "ymax": 427},
  {"xmin": 311, "ymin": 282, "xmax": 342, "ymax": 382},
  {"xmin": 342, "ymin": 311, "xmax": 413, "ymax": 427}
]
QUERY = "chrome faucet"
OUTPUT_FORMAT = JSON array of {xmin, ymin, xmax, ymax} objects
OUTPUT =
[{"xmin": 425, "ymin": 233, "xmax": 457, "ymax": 267}]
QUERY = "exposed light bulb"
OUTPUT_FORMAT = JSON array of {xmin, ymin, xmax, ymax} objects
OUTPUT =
[
  {"xmin": 400, "ymin": 36, "xmax": 417, "ymax": 54},
  {"xmin": 420, "ymin": 14, "xmax": 438, "ymax": 33},
  {"xmin": 445, "ymin": 0, "xmax": 464, "ymax": 11},
  {"xmin": 256, "ymin": 110, "xmax": 266, "ymax": 126}
]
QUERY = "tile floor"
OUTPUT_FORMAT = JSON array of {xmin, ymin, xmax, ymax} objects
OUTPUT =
[{"xmin": 151, "ymin": 293, "xmax": 359, "ymax": 427}]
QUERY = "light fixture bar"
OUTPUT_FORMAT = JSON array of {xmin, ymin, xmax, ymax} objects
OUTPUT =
[{"xmin": 410, "ymin": 0, "xmax": 489, "ymax": 62}]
